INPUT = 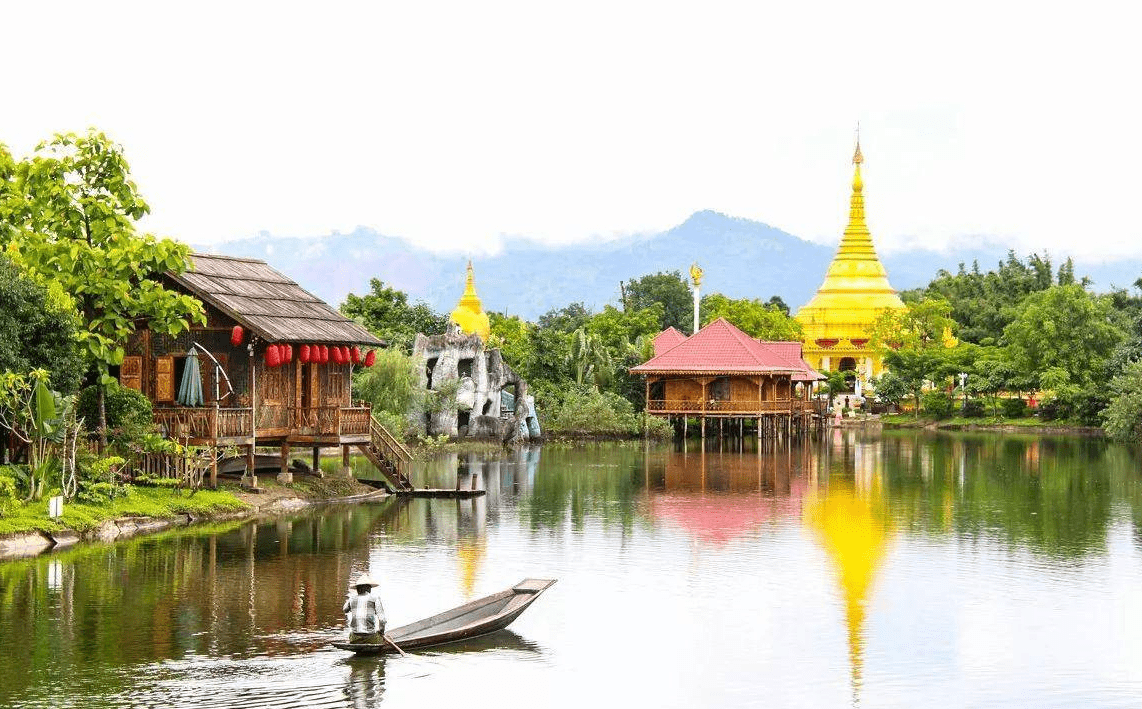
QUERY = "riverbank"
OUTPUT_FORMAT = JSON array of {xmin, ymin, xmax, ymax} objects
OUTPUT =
[
  {"xmin": 879, "ymin": 414, "xmax": 1104, "ymax": 436},
  {"xmin": 0, "ymin": 474, "xmax": 384, "ymax": 560}
]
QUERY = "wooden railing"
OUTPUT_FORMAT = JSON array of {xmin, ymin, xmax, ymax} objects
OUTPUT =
[
  {"xmin": 339, "ymin": 407, "xmax": 371, "ymax": 436},
  {"xmin": 155, "ymin": 405, "xmax": 372, "ymax": 440},
  {"xmin": 646, "ymin": 399, "xmax": 813, "ymax": 414},
  {"xmin": 154, "ymin": 407, "xmax": 253, "ymax": 440},
  {"xmin": 371, "ymin": 417, "xmax": 411, "ymax": 462},
  {"xmin": 291, "ymin": 406, "xmax": 373, "ymax": 437}
]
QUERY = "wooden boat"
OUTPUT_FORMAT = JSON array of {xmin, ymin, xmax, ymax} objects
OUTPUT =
[{"xmin": 332, "ymin": 578, "xmax": 556, "ymax": 655}]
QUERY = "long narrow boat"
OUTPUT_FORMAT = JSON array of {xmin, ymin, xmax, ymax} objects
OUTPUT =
[{"xmin": 332, "ymin": 578, "xmax": 556, "ymax": 655}]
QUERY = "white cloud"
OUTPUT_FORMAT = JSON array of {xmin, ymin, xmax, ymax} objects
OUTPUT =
[{"xmin": 4, "ymin": 0, "xmax": 1141, "ymax": 257}]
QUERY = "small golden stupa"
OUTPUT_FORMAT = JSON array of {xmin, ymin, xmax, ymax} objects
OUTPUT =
[
  {"xmin": 450, "ymin": 260, "xmax": 491, "ymax": 340},
  {"xmin": 795, "ymin": 137, "xmax": 906, "ymax": 381}
]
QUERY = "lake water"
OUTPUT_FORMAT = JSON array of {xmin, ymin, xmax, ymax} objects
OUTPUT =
[{"xmin": 2, "ymin": 430, "xmax": 1142, "ymax": 708}]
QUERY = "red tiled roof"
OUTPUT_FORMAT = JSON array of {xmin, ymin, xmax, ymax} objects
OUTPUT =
[
  {"xmin": 653, "ymin": 327, "xmax": 688, "ymax": 356},
  {"xmin": 632, "ymin": 318, "xmax": 801, "ymax": 374},
  {"xmin": 757, "ymin": 340, "xmax": 825, "ymax": 381}
]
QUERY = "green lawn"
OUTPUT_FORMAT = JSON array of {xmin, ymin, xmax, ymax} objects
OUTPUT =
[
  {"xmin": 880, "ymin": 414, "xmax": 1082, "ymax": 428},
  {"xmin": 0, "ymin": 485, "xmax": 249, "ymax": 537}
]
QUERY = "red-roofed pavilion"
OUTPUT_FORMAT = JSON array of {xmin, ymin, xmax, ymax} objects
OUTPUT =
[{"xmin": 631, "ymin": 318, "xmax": 824, "ymax": 438}]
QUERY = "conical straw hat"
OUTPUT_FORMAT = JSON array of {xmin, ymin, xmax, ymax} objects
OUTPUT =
[{"xmin": 351, "ymin": 573, "xmax": 379, "ymax": 589}]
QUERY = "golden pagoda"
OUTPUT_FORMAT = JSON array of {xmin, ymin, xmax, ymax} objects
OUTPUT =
[
  {"xmin": 450, "ymin": 260, "xmax": 491, "ymax": 340},
  {"xmin": 795, "ymin": 138, "xmax": 905, "ymax": 384}
]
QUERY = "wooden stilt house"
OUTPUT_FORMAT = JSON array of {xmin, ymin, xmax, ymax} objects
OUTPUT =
[
  {"xmin": 120, "ymin": 253, "xmax": 411, "ymax": 490},
  {"xmin": 632, "ymin": 318, "xmax": 825, "ymax": 438}
]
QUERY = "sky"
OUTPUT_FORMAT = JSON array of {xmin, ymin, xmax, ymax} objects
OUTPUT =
[{"xmin": 5, "ymin": 1, "xmax": 1142, "ymax": 258}]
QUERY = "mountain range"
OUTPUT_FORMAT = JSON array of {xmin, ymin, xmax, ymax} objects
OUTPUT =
[{"xmin": 195, "ymin": 210, "xmax": 1142, "ymax": 320}]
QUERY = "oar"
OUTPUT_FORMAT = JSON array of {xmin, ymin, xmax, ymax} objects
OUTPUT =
[{"xmin": 383, "ymin": 633, "xmax": 408, "ymax": 657}]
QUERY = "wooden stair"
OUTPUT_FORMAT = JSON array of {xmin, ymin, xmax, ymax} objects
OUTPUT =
[{"xmin": 356, "ymin": 416, "xmax": 414, "ymax": 492}]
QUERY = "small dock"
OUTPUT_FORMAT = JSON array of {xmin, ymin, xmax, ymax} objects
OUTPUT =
[{"xmin": 356, "ymin": 478, "xmax": 486, "ymax": 498}]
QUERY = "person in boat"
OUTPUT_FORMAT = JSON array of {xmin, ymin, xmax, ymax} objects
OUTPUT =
[{"xmin": 344, "ymin": 573, "xmax": 386, "ymax": 644}]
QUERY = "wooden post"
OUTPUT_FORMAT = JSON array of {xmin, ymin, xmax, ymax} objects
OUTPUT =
[
  {"xmin": 342, "ymin": 444, "xmax": 351, "ymax": 477},
  {"xmin": 243, "ymin": 444, "xmax": 257, "ymax": 489},
  {"xmin": 312, "ymin": 446, "xmax": 321, "ymax": 478},
  {"xmin": 278, "ymin": 443, "xmax": 293, "ymax": 484},
  {"xmin": 209, "ymin": 403, "xmax": 219, "ymax": 489}
]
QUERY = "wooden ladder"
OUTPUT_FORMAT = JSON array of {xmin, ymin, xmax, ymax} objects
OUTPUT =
[{"xmin": 356, "ymin": 416, "xmax": 414, "ymax": 492}]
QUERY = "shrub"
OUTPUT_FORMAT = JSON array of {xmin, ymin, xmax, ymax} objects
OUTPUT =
[
  {"xmin": 77, "ymin": 382, "xmax": 153, "ymax": 443},
  {"xmin": 962, "ymin": 399, "xmax": 986, "ymax": 418},
  {"xmin": 1001, "ymin": 397, "xmax": 1028, "ymax": 418},
  {"xmin": 922, "ymin": 391, "xmax": 955, "ymax": 419},
  {"xmin": 0, "ymin": 467, "xmax": 20, "ymax": 517},
  {"xmin": 1037, "ymin": 396, "xmax": 1066, "ymax": 421},
  {"xmin": 543, "ymin": 384, "xmax": 671, "ymax": 437},
  {"xmin": 1037, "ymin": 388, "xmax": 1108, "ymax": 425}
]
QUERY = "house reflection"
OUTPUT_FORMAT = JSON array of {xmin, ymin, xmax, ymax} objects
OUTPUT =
[{"xmin": 643, "ymin": 440, "xmax": 816, "ymax": 545}]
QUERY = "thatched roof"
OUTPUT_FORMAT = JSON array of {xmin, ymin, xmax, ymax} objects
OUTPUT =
[{"xmin": 169, "ymin": 253, "xmax": 382, "ymax": 345}]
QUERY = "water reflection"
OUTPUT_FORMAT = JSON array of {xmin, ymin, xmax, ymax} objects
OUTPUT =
[{"xmin": 3, "ymin": 432, "xmax": 1142, "ymax": 708}]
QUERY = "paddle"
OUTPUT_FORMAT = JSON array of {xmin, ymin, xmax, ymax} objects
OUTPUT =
[{"xmin": 383, "ymin": 633, "xmax": 408, "ymax": 657}]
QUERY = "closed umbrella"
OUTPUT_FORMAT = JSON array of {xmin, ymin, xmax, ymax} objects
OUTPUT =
[{"xmin": 177, "ymin": 348, "xmax": 204, "ymax": 406}]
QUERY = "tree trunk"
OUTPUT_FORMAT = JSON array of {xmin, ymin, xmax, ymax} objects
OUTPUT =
[{"xmin": 99, "ymin": 385, "xmax": 108, "ymax": 447}]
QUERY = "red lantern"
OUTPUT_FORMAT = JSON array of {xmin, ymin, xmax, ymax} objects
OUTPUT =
[
  {"xmin": 230, "ymin": 325, "xmax": 244, "ymax": 346},
  {"xmin": 284, "ymin": 344, "xmax": 293, "ymax": 363},
  {"xmin": 332, "ymin": 346, "xmax": 345, "ymax": 365},
  {"xmin": 364, "ymin": 349, "xmax": 376, "ymax": 367},
  {"xmin": 265, "ymin": 344, "xmax": 281, "ymax": 368},
  {"xmin": 350, "ymin": 346, "xmax": 362, "ymax": 364},
  {"xmin": 299, "ymin": 344, "xmax": 311, "ymax": 363},
  {"xmin": 321, "ymin": 345, "xmax": 330, "ymax": 363}
]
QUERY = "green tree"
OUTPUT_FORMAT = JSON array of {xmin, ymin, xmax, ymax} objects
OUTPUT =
[
  {"xmin": 622, "ymin": 271, "xmax": 691, "ymax": 332},
  {"xmin": 700, "ymin": 293, "xmax": 803, "ymax": 340},
  {"xmin": 765, "ymin": 295, "xmax": 790, "ymax": 316},
  {"xmin": 353, "ymin": 348, "xmax": 423, "ymax": 436},
  {"xmin": 920, "ymin": 252, "xmax": 1086, "ymax": 345},
  {"xmin": 1002, "ymin": 284, "xmax": 1123, "ymax": 390},
  {"xmin": 341, "ymin": 278, "xmax": 448, "ymax": 352},
  {"xmin": 537, "ymin": 303, "xmax": 592, "ymax": 333},
  {"xmin": 8, "ymin": 130, "xmax": 205, "ymax": 442},
  {"xmin": 871, "ymin": 298, "xmax": 956, "ymax": 416},
  {"xmin": 567, "ymin": 328, "xmax": 613, "ymax": 388},
  {"xmin": 0, "ymin": 255, "xmax": 84, "ymax": 394},
  {"xmin": 1102, "ymin": 361, "xmax": 1142, "ymax": 443},
  {"xmin": 872, "ymin": 371, "xmax": 910, "ymax": 409}
]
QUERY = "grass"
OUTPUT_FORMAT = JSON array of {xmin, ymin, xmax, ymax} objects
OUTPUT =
[
  {"xmin": 880, "ymin": 414, "xmax": 1089, "ymax": 428},
  {"xmin": 0, "ymin": 485, "xmax": 249, "ymax": 537}
]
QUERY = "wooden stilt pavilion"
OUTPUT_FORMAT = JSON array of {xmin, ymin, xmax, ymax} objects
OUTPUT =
[{"xmin": 631, "ymin": 318, "xmax": 826, "ymax": 440}]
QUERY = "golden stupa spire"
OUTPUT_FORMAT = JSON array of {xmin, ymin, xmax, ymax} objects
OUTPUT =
[
  {"xmin": 793, "ymin": 131, "xmax": 907, "ymax": 379},
  {"xmin": 450, "ymin": 260, "xmax": 491, "ymax": 339}
]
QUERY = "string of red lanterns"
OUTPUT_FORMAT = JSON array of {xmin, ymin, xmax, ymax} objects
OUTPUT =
[{"xmin": 261, "ymin": 343, "xmax": 376, "ymax": 368}]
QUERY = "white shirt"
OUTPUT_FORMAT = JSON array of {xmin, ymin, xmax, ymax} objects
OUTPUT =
[{"xmin": 343, "ymin": 589, "xmax": 386, "ymax": 633}]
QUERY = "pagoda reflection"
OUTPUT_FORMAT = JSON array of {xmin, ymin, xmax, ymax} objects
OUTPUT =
[{"xmin": 803, "ymin": 429, "xmax": 893, "ymax": 706}]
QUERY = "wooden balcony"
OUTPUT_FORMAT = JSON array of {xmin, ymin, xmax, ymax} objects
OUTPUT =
[
  {"xmin": 154, "ymin": 407, "xmax": 254, "ymax": 444},
  {"xmin": 292, "ymin": 406, "xmax": 372, "ymax": 440},
  {"xmin": 646, "ymin": 399, "xmax": 817, "ymax": 416},
  {"xmin": 155, "ymin": 405, "xmax": 372, "ymax": 444}
]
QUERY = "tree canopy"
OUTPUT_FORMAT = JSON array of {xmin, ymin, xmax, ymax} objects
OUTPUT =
[
  {"xmin": 0, "ymin": 255, "xmax": 84, "ymax": 394},
  {"xmin": 341, "ymin": 278, "xmax": 449, "ymax": 353},
  {"xmin": 699, "ymin": 294, "xmax": 803, "ymax": 340},
  {"xmin": 622, "ymin": 271, "xmax": 692, "ymax": 332},
  {"xmin": 1002, "ymin": 284, "xmax": 1123, "ymax": 390},
  {"xmin": 4, "ymin": 130, "xmax": 206, "ymax": 439}
]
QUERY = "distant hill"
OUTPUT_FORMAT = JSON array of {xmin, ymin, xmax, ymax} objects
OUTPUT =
[{"xmin": 197, "ymin": 210, "xmax": 1142, "ymax": 320}]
